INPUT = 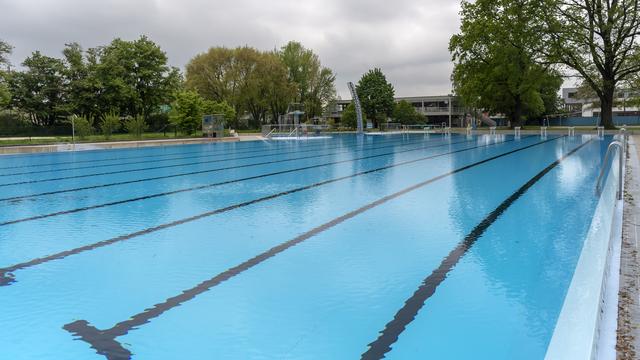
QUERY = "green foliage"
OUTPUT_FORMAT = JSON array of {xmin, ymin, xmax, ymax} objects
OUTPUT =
[
  {"xmin": 449, "ymin": 0, "xmax": 562, "ymax": 126},
  {"xmin": 170, "ymin": 91, "xmax": 205, "ymax": 135},
  {"xmin": 100, "ymin": 112, "xmax": 121, "ymax": 139},
  {"xmin": 72, "ymin": 115, "xmax": 93, "ymax": 140},
  {"xmin": 340, "ymin": 102, "xmax": 361, "ymax": 129},
  {"xmin": 124, "ymin": 115, "xmax": 148, "ymax": 138},
  {"xmin": 9, "ymin": 51, "xmax": 69, "ymax": 126},
  {"xmin": 356, "ymin": 68, "xmax": 395, "ymax": 128},
  {"xmin": 393, "ymin": 100, "xmax": 425, "ymax": 125},
  {"xmin": 279, "ymin": 41, "xmax": 336, "ymax": 119},
  {"xmin": 545, "ymin": 0, "xmax": 640, "ymax": 128},
  {"xmin": 185, "ymin": 42, "xmax": 335, "ymax": 128},
  {"xmin": 203, "ymin": 99, "xmax": 236, "ymax": 127}
]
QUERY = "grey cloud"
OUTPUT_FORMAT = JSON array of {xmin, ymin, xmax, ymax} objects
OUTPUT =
[{"xmin": 0, "ymin": 0, "xmax": 461, "ymax": 98}]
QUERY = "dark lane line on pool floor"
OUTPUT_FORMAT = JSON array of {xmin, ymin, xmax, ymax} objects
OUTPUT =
[
  {"xmin": 0, "ymin": 134, "xmax": 361, "ymax": 170},
  {"xmin": 0, "ymin": 137, "xmax": 475, "ymax": 203},
  {"xmin": 0, "ymin": 135, "xmax": 420, "ymax": 176},
  {"xmin": 0, "ymin": 137, "xmax": 539, "ymax": 286},
  {"xmin": 359, "ymin": 138, "xmax": 594, "ymax": 360},
  {"xmin": 60, "ymin": 136, "xmax": 565, "ymax": 360},
  {"xmin": 0, "ymin": 136, "xmax": 443, "ymax": 187},
  {"xmin": 0, "ymin": 137, "xmax": 477, "ymax": 224}
]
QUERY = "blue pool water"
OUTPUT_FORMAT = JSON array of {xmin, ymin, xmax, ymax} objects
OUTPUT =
[{"xmin": 0, "ymin": 134, "xmax": 614, "ymax": 359}]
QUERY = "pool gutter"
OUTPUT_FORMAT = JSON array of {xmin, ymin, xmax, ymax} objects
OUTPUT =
[{"xmin": 545, "ymin": 135, "xmax": 627, "ymax": 360}]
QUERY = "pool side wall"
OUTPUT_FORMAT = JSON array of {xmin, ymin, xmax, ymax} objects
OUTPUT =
[{"xmin": 544, "ymin": 135, "xmax": 625, "ymax": 360}]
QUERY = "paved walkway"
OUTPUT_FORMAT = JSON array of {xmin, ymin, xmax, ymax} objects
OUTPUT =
[
  {"xmin": 0, "ymin": 136, "xmax": 256, "ymax": 155},
  {"xmin": 618, "ymin": 136, "xmax": 640, "ymax": 359}
]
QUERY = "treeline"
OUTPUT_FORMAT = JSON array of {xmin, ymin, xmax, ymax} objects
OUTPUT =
[
  {"xmin": 185, "ymin": 42, "xmax": 336, "ymax": 129},
  {"xmin": 0, "ymin": 37, "xmax": 337, "ymax": 134}
]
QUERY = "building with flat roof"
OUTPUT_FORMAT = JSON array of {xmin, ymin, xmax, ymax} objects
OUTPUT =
[
  {"xmin": 329, "ymin": 94, "xmax": 466, "ymax": 127},
  {"xmin": 562, "ymin": 87, "xmax": 640, "ymax": 117}
]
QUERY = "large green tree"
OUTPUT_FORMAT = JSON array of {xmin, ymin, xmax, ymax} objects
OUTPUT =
[
  {"xmin": 279, "ymin": 41, "xmax": 336, "ymax": 119},
  {"xmin": 186, "ymin": 46, "xmax": 300, "ymax": 128},
  {"xmin": 545, "ymin": 0, "xmax": 640, "ymax": 128},
  {"xmin": 95, "ymin": 36, "xmax": 181, "ymax": 120},
  {"xmin": 450, "ymin": 0, "xmax": 562, "ymax": 127},
  {"xmin": 356, "ymin": 68, "xmax": 395, "ymax": 128},
  {"xmin": 10, "ymin": 51, "xmax": 68, "ymax": 126}
]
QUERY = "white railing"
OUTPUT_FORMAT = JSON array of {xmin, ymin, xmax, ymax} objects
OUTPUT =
[
  {"xmin": 540, "ymin": 126, "xmax": 548, "ymax": 137},
  {"xmin": 261, "ymin": 124, "xmax": 330, "ymax": 138},
  {"xmin": 514, "ymin": 127, "xmax": 521, "ymax": 137},
  {"xmin": 595, "ymin": 141, "xmax": 624, "ymax": 200},
  {"xmin": 597, "ymin": 126, "xmax": 605, "ymax": 137},
  {"xmin": 568, "ymin": 127, "xmax": 576, "ymax": 136}
]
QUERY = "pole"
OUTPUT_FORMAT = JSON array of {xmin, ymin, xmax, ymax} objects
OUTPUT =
[
  {"xmin": 448, "ymin": 95, "xmax": 452, "ymax": 129},
  {"xmin": 71, "ymin": 115, "xmax": 76, "ymax": 144}
]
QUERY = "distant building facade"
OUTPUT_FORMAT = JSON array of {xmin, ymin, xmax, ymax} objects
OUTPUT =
[
  {"xmin": 562, "ymin": 87, "xmax": 640, "ymax": 117},
  {"xmin": 329, "ymin": 94, "xmax": 466, "ymax": 127}
]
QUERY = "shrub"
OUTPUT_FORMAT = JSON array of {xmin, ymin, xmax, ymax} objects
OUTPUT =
[
  {"xmin": 100, "ymin": 112, "xmax": 121, "ymax": 139},
  {"xmin": 73, "ymin": 115, "xmax": 93, "ymax": 140},
  {"xmin": 124, "ymin": 115, "xmax": 148, "ymax": 139}
]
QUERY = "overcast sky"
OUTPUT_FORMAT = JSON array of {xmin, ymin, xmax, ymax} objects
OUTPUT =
[{"xmin": 0, "ymin": 0, "xmax": 462, "ymax": 98}]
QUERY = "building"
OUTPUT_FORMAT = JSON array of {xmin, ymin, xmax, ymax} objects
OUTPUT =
[
  {"xmin": 329, "ymin": 94, "xmax": 466, "ymax": 127},
  {"xmin": 562, "ymin": 87, "xmax": 640, "ymax": 117}
]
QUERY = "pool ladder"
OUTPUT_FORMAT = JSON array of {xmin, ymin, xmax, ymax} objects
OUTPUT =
[{"xmin": 595, "ymin": 140, "xmax": 625, "ymax": 200}]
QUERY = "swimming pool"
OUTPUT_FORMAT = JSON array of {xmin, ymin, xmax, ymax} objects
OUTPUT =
[{"xmin": 0, "ymin": 134, "xmax": 618, "ymax": 359}]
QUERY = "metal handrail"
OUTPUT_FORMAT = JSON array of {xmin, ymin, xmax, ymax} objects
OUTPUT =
[
  {"xmin": 266, "ymin": 128, "xmax": 276, "ymax": 138},
  {"xmin": 595, "ymin": 140, "xmax": 624, "ymax": 200}
]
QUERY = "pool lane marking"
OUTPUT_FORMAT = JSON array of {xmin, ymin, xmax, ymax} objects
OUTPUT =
[
  {"xmin": 359, "ymin": 138, "xmax": 593, "ymax": 360},
  {"xmin": 0, "ymin": 135, "xmax": 420, "ymax": 176},
  {"xmin": 59, "ymin": 137, "xmax": 564, "ymax": 360},
  {"xmin": 0, "ymin": 135, "xmax": 445, "ymax": 187},
  {"xmin": 0, "ymin": 136, "xmax": 474, "ymax": 203},
  {"xmin": 0, "ymin": 137, "xmax": 541, "ymax": 286},
  {"xmin": 0, "ymin": 137, "xmax": 476, "ymax": 225},
  {"xmin": 0, "ymin": 133, "xmax": 360, "ymax": 170}
]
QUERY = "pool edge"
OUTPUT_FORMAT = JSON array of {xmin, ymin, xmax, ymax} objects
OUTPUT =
[{"xmin": 545, "ymin": 135, "xmax": 626, "ymax": 360}]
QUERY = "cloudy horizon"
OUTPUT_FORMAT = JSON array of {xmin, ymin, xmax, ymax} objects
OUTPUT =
[{"xmin": 0, "ymin": 0, "xmax": 462, "ymax": 98}]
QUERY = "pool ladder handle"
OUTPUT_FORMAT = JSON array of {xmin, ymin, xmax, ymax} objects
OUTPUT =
[
  {"xmin": 568, "ymin": 127, "xmax": 575, "ymax": 136},
  {"xmin": 597, "ymin": 126, "xmax": 605, "ymax": 137},
  {"xmin": 595, "ymin": 140, "xmax": 625, "ymax": 200},
  {"xmin": 489, "ymin": 126, "xmax": 497, "ymax": 136},
  {"xmin": 540, "ymin": 127, "xmax": 548, "ymax": 137},
  {"xmin": 514, "ymin": 127, "xmax": 521, "ymax": 137}
]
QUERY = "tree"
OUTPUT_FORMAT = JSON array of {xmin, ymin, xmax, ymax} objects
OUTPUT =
[
  {"xmin": 450, "ymin": 0, "xmax": 563, "ymax": 127},
  {"xmin": 0, "ymin": 40, "xmax": 12, "ymax": 109},
  {"xmin": 186, "ymin": 46, "xmax": 301, "ymax": 128},
  {"xmin": 356, "ymin": 68, "xmax": 395, "ymax": 128},
  {"xmin": 279, "ymin": 41, "xmax": 336, "ymax": 119},
  {"xmin": 393, "ymin": 100, "xmax": 425, "ymax": 124},
  {"xmin": 545, "ymin": 0, "xmax": 640, "ymax": 129},
  {"xmin": 10, "ymin": 51, "xmax": 68, "ymax": 126},
  {"xmin": 62, "ymin": 43, "xmax": 102, "ymax": 120},
  {"xmin": 261, "ymin": 51, "xmax": 296, "ymax": 124},
  {"xmin": 340, "ymin": 102, "xmax": 360, "ymax": 129},
  {"xmin": 170, "ymin": 90, "xmax": 205, "ymax": 135},
  {"xmin": 94, "ymin": 36, "xmax": 181, "ymax": 120}
]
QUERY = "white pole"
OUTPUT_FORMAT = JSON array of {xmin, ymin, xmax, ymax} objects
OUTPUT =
[
  {"xmin": 71, "ymin": 115, "xmax": 76, "ymax": 144},
  {"xmin": 448, "ymin": 95, "xmax": 452, "ymax": 129}
]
